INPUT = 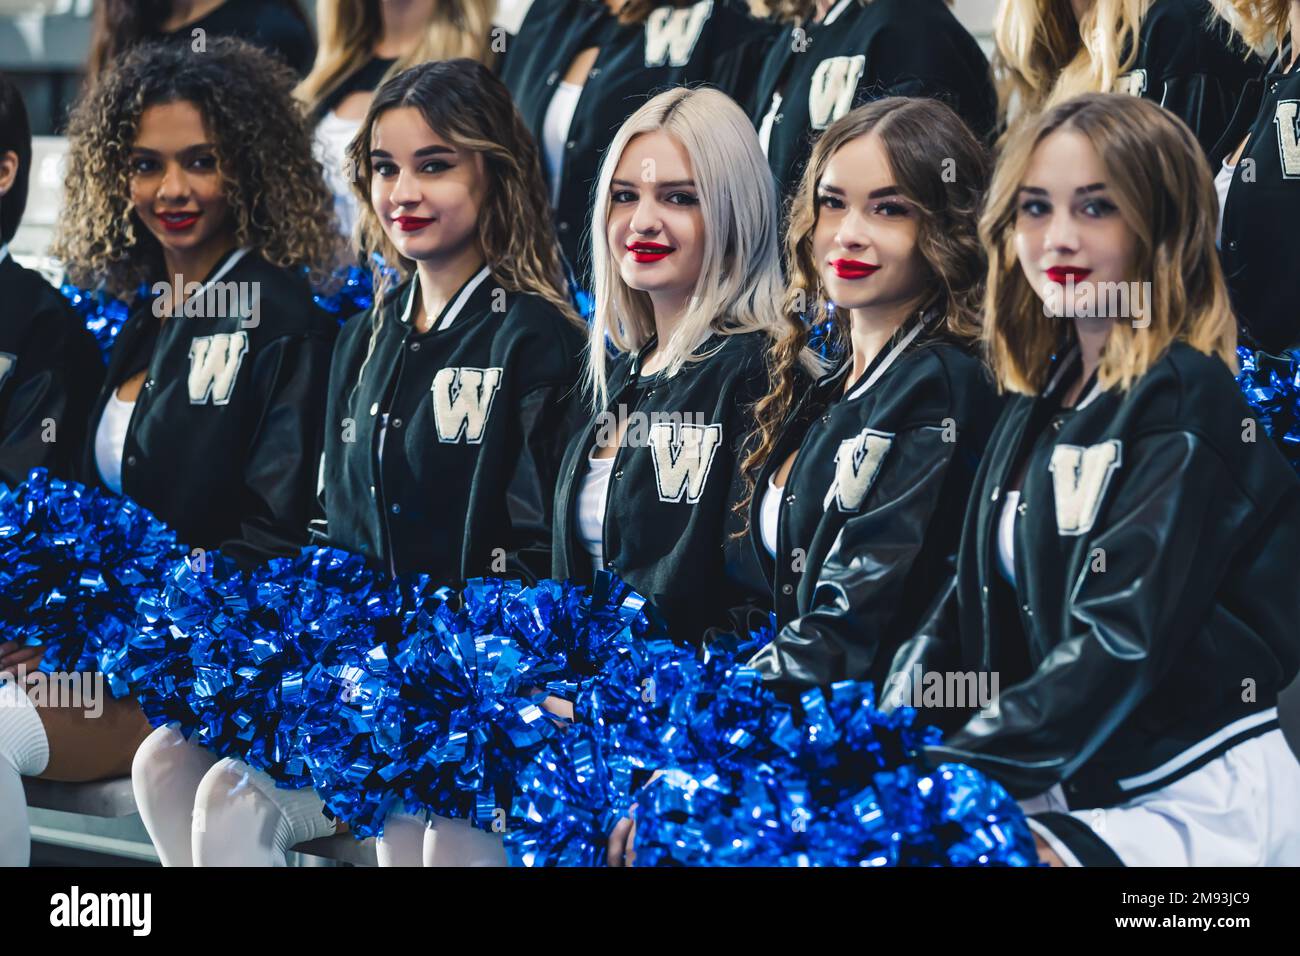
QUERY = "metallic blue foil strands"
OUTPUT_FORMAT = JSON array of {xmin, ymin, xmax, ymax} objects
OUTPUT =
[
  {"xmin": 1236, "ymin": 346, "xmax": 1300, "ymax": 473},
  {"xmin": 59, "ymin": 284, "xmax": 144, "ymax": 363},
  {"xmin": 127, "ymin": 546, "xmax": 408, "ymax": 788},
  {"xmin": 298, "ymin": 571, "xmax": 664, "ymax": 838},
  {"xmin": 311, "ymin": 255, "xmax": 397, "ymax": 318},
  {"xmin": 0, "ymin": 469, "xmax": 184, "ymax": 697},
  {"xmin": 506, "ymin": 632, "xmax": 1037, "ymax": 867}
]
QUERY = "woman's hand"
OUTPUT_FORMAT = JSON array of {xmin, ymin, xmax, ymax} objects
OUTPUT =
[{"xmin": 0, "ymin": 641, "xmax": 45, "ymax": 675}]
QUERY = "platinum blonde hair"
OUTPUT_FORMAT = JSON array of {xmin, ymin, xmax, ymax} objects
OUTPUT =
[{"xmin": 586, "ymin": 86, "xmax": 787, "ymax": 410}]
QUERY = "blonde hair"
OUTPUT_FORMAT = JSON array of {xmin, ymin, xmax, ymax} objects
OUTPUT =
[
  {"xmin": 993, "ymin": 0, "xmax": 1256, "ymax": 123},
  {"xmin": 296, "ymin": 0, "xmax": 495, "ymax": 119},
  {"xmin": 587, "ymin": 86, "xmax": 788, "ymax": 411},
  {"xmin": 1218, "ymin": 0, "xmax": 1291, "ymax": 49},
  {"xmin": 981, "ymin": 92, "xmax": 1236, "ymax": 396}
]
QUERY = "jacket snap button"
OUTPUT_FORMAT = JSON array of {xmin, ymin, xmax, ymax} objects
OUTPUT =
[
  {"xmin": 606, "ymin": 561, "xmax": 616, "ymax": 572},
  {"xmin": 1228, "ymin": 240, "xmax": 1238, "ymax": 251},
  {"xmin": 1017, "ymin": 501, "xmax": 1028, "ymax": 515},
  {"xmin": 392, "ymin": 418, "xmax": 402, "ymax": 429},
  {"xmin": 144, "ymin": 379, "xmax": 155, "ymax": 390},
  {"xmin": 369, "ymin": 485, "xmax": 376, "ymax": 498},
  {"xmin": 566, "ymin": 140, "xmax": 576, "ymax": 150},
  {"xmin": 546, "ymin": 71, "xmax": 557, "ymax": 85},
  {"xmin": 781, "ymin": 584, "xmax": 793, "ymax": 595},
  {"xmin": 1022, "ymin": 605, "xmax": 1032, "ymax": 616},
  {"xmin": 785, "ymin": 493, "xmax": 796, "ymax": 505},
  {"xmin": 558, "ymin": 222, "xmax": 570, "ymax": 233},
  {"xmin": 410, "ymin": 342, "xmax": 420, "ymax": 352},
  {"xmin": 391, "ymin": 503, "xmax": 401, "ymax": 515},
  {"xmin": 126, "ymin": 455, "xmax": 137, "ymax": 467},
  {"xmin": 614, "ymin": 469, "xmax": 624, "ymax": 480},
  {"xmin": 369, "ymin": 402, "xmax": 379, "ymax": 416}
]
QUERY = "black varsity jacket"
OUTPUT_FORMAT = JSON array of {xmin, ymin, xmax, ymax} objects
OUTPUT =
[
  {"xmin": 496, "ymin": 0, "xmax": 777, "ymax": 284},
  {"xmin": 751, "ymin": 0, "xmax": 996, "ymax": 199},
  {"xmin": 552, "ymin": 328, "xmax": 773, "ymax": 643},
  {"xmin": 1215, "ymin": 47, "xmax": 1300, "ymax": 352},
  {"xmin": 0, "ymin": 251, "xmax": 103, "ymax": 486},
  {"xmin": 741, "ymin": 321, "xmax": 1000, "ymax": 691},
  {"xmin": 79, "ymin": 249, "xmax": 337, "ymax": 568},
  {"xmin": 1114, "ymin": 0, "xmax": 1262, "ymax": 161},
  {"xmin": 313, "ymin": 268, "xmax": 586, "ymax": 583},
  {"xmin": 885, "ymin": 341, "xmax": 1300, "ymax": 811}
]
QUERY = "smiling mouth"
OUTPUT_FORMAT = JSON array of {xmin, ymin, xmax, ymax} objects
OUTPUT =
[
  {"xmin": 1046, "ymin": 266, "xmax": 1093, "ymax": 285},
  {"xmin": 158, "ymin": 211, "xmax": 201, "ymax": 232},
  {"xmin": 394, "ymin": 216, "xmax": 436, "ymax": 233},
  {"xmin": 830, "ymin": 259, "xmax": 880, "ymax": 280},
  {"xmin": 627, "ymin": 241, "xmax": 674, "ymax": 263}
]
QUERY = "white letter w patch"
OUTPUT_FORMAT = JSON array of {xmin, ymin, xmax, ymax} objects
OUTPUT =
[
  {"xmin": 431, "ymin": 366, "xmax": 503, "ymax": 443},
  {"xmin": 649, "ymin": 421, "xmax": 722, "ymax": 503},
  {"xmin": 1049, "ymin": 439, "xmax": 1122, "ymax": 535},
  {"xmin": 824, "ymin": 427, "xmax": 893, "ymax": 512},
  {"xmin": 188, "ymin": 332, "xmax": 248, "ymax": 405}
]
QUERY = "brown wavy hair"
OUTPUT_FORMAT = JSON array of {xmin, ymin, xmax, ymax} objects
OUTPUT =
[
  {"xmin": 738, "ymin": 95, "xmax": 989, "ymax": 518},
  {"xmin": 765, "ymin": 0, "xmax": 953, "ymax": 26},
  {"xmin": 981, "ymin": 93, "xmax": 1236, "ymax": 395},
  {"xmin": 346, "ymin": 58, "xmax": 578, "ymax": 324},
  {"xmin": 52, "ymin": 37, "xmax": 342, "ymax": 297}
]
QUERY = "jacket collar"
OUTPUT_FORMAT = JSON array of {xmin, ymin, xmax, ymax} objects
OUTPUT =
[{"xmin": 398, "ymin": 264, "xmax": 494, "ymax": 332}]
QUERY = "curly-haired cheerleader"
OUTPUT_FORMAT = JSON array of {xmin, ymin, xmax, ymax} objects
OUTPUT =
[
  {"xmin": 0, "ymin": 74, "xmax": 103, "ymax": 488},
  {"xmin": 737, "ymin": 97, "xmax": 1000, "ymax": 693},
  {"xmin": 885, "ymin": 93, "xmax": 1300, "ymax": 866},
  {"xmin": 0, "ymin": 38, "xmax": 340, "ymax": 868},
  {"xmin": 133, "ymin": 59, "xmax": 586, "ymax": 867}
]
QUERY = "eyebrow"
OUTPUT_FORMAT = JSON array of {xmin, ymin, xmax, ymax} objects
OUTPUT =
[
  {"xmin": 1018, "ymin": 183, "xmax": 1108, "ymax": 196},
  {"xmin": 610, "ymin": 178, "xmax": 697, "ymax": 188},
  {"xmin": 369, "ymin": 145, "xmax": 456, "ymax": 158},
  {"xmin": 129, "ymin": 143, "xmax": 216, "ymax": 155},
  {"xmin": 817, "ymin": 183, "xmax": 902, "ymax": 199}
]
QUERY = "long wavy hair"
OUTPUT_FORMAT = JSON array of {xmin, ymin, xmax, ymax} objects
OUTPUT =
[
  {"xmin": 993, "ymin": 0, "xmax": 1258, "ymax": 124},
  {"xmin": 345, "ymin": 58, "xmax": 579, "ymax": 388},
  {"xmin": 739, "ymin": 96, "xmax": 989, "ymax": 516},
  {"xmin": 982, "ymin": 93, "xmax": 1236, "ymax": 395},
  {"xmin": 1219, "ymin": 0, "xmax": 1291, "ymax": 48},
  {"xmin": 87, "ymin": 0, "xmax": 310, "ymax": 78},
  {"xmin": 588, "ymin": 86, "xmax": 795, "ymax": 411},
  {"xmin": 296, "ymin": 0, "xmax": 495, "ymax": 121},
  {"xmin": 52, "ymin": 38, "xmax": 341, "ymax": 297}
]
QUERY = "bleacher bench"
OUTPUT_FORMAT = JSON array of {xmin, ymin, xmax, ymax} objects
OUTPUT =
[{"xmin": 23, "ymin": 777, "xmax": 377, "ymax": 866}]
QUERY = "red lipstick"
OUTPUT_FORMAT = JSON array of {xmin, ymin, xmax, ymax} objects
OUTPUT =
[
  {"xmin": 831, "ymin": 258, "xmax": 880, "ymax": 280},
  {"xmin": 627, "ymin": 240, "xmax": 674, "ymax": 263},
  {"xmin": 159, "ymin": 211, "xmax": 201, "ymax": 232},
  {"xmin": 395, "ymin": 216, "xmax": 435, "ymax": 233},
  {"xmin": 1045, "ymin": 265, "xmax": 1092, "ymax": 286}
]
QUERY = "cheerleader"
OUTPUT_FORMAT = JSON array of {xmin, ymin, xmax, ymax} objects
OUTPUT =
[
  {"xmin": 0, "ymin": 38, "xmax": 340, "ymax": 868},
  {"xmin": 993, "ymin": 0, "xmax": 1261, "ymax": 157},
  {"xmin": 132, "ymin": 59, "xmax": 586, "ymax": 867},
  {"xmin": 494, "ymin": 0, "xmax": 776, "ymax": 294},
  {"xmin": 551, "ymin": 85, "xmax": 796, "ymax": 653},
  {"xmin": 884, "ymin": 93, "xmax": 1300, "ymax": 866},
  {"xmin": 0, "ymin": 74, "xmax": 103, "ymax": 488},
  {"xmin": 752, "ymin": 0, "xmax": 996, "ymax": 201},
  {"xmin": 1214, "ymin": 0, "xmax": 1299, "ymax": 352},
  {"xmin": 737, "ymin": 97, "xmax": 1000, "ymax": 694},
  {"xmin": 297, "ymin": 0, "xmax": 496, "ymax": 240}
]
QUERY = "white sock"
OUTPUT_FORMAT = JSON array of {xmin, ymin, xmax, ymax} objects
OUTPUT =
[
  {"xmin": 132, "ymin": 723, "xmax": 220, "ymax": 867},
  {"xmin": 0, "ymin": 680, "xmax": 50, "ymax": 867},
  {"xmin": 424, "ymin": 814, "xmax": 507, "ymax": 867},
  {"xmin": 192, "ymin": 758, "xmax": 335, "ymax": 866},
  {"xmin": 375, "ymin": 811, "xmax": 428, "ymax": 867}
]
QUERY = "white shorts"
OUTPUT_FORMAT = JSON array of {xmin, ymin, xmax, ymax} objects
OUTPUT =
[{"xmin": 1021, "ymin": 722, "xmax": 1300, "ymax": 867}]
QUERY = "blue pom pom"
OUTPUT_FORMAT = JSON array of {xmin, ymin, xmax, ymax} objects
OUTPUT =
[
  {"xmin": 1236, "ymin": 346, "xmax": 1300, "ymax": 474},
  {"xmin": 0, "ymin": 469, "xmax": 184, "ymax": 698},
  {"xmin": 59, "ymin": 284, "xmax": 145, "ymax": 364}
]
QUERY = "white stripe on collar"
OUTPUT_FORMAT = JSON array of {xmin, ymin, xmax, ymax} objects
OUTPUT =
[
  {"xmin": 1044, "ymin": 346, "xmax": 1104, "ymax": 410},
  {"xmin": 402, "ymin": 265, "xmax": 493, "ymax": 331},
  {"xmin": 823, "ymin": 0, "xmax": 854, "ymax": 26},
  {"xmin": 0, "ymin": 244, "xmax": 8, "ymax": 267},
  {"xmin": 843, "ymin": 318, "xmax": 925, "ymax": 402}
]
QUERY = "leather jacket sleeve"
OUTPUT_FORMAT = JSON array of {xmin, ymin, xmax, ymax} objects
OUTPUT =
[
  {"xmin": 1158, "ymin": 73, "xmax": 1245, "ymax": 159},
  {"xmin": 923, "ymin": 430, "xmax": 1256, "ymax": 797},
  {"xmin": 218, "ymin": 329, "xmax": 335, "ymax": 569},
  {"xmin": 748, "ymin": 422, "xmax": 959, "ymax": 689}
]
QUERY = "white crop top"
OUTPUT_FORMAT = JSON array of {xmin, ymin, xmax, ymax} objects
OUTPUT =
[
  {"xmin": 576, "ymin": 453, "xmax": 614, "ymax": 569},
  {"xmin": 314, "ymin": 110, "xmax": 364, "ymax": 239},
  {"xmin": 542, "ymin": 81, "xmax": 583, "ymax": 208},
  {"xmin": 996, "ymin": 490, "xmax": 1021, "ymax": 585},
  {"xmin": 94, "ymin": 391, "xmax": 135, "ymax": 495},
  {"xmin": 759, "ymin": 473, "xmax": 782, "ymax": 559},
  {"xmin": 1214, "ymin": 159, "xmax": 1235, "ymax": 249}
]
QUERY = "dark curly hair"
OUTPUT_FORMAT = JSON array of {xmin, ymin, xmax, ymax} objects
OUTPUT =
[
  {"xmin": 737, "ymin": 95, "xmax": 990, "ymax": 522},
  {"xmin": 52, "ymin": 37, "xmax": 342, "ymax": 297},
  {"xmin": 0, "ymin": 72, "xmax": 31, "ymax": 245}
]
